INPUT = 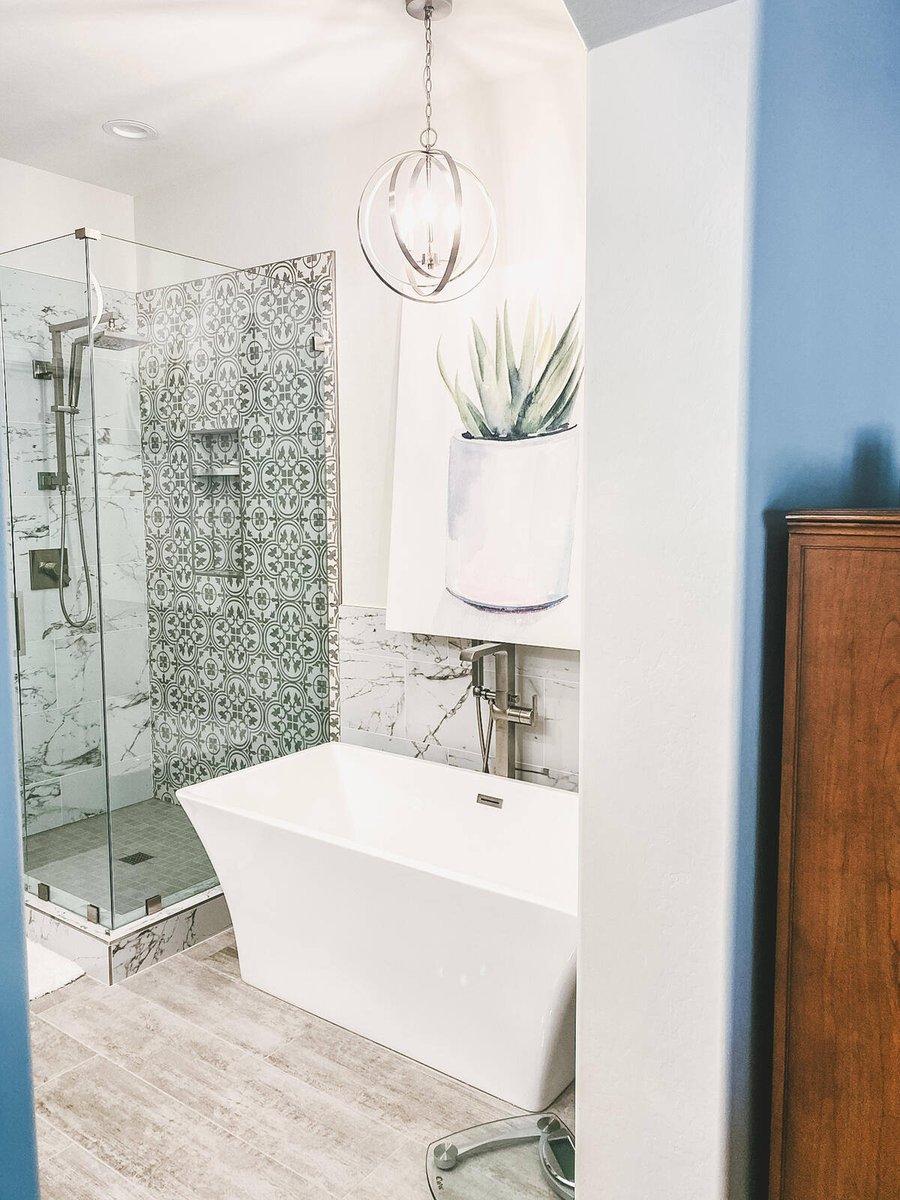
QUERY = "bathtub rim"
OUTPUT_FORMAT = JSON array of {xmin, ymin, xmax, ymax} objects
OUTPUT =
[{"xmin": 178, "ymin": 746, "xmax": 578, "ymax": 918}]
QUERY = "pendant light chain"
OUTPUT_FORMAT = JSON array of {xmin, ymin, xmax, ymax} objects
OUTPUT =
[{"xmin": 420, "ymin": 6, "xmax": 438, "ymax": 150}]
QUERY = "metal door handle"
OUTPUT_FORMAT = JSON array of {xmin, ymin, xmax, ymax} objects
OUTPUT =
[{"xmin": 15, "ymin": 592, "xmax": 25, "ymax": 654}]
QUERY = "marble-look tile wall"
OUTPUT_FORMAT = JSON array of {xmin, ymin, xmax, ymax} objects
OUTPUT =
[
  {"xmin": 0, "ymin": 266, "xmax": 152, "ymax": 835},
  {"xmin": 25, "ymin": 889, "xmax": 230, "ymax": 984},
  {"xmin": 339, "ymin": 606, "xmax": 579, "ymax": 790}
]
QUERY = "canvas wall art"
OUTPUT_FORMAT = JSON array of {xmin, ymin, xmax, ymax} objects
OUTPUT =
[{"xmin": 387, "ymin": 260, "xmax": 583, "ymax": 650}]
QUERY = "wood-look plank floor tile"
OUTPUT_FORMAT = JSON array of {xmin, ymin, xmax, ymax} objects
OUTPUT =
[
  {"xmin": 552, "ymin": 1082, "xmax": 575, "ymax": 1132},
  {"xmin": 42, "ymin": 981, "xmax": 401, "ymax": 1198},
  {"xmin": 123, "ymin": 955, "xmax": 314, "ymax": 1055},
  {"xmin": 30, "ymin": 1015, "xmax": 95, "ymax": 1084},
  {"xmin": 183, "ymin": 928, "xmax": 237, "ymax": 972},
  {"xmin": 37, "ymin": 1055, "xmax": 330, "ymax": 1200},
  {"xmin": 39, "ymin": 1142, "xmax": 157, "ymax": 1200},
  {"xmin": 30, "ymin": 974, "xmax": 104, "ymax": 1016},
  {"xmin": 269, "ymin": 1019, "xmax": 516, "ymax": 1143},
  {"xmin": 34, "ymin": 1112, "xmax": 72, "ymax": 1166}
]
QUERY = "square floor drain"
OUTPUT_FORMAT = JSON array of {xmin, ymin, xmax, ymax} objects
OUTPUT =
[{"xmin": 119, "ymin": 852, "xmax": 153, "ymax": 865}]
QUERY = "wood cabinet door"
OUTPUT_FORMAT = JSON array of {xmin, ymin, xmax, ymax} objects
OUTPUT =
[{"xmin": 772, "ymin": 519, "xmax": 900, "ymax": 1200}]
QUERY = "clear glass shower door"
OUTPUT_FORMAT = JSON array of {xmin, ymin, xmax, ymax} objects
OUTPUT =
[
  {"xmin": 0, "ymin": 233, "xmax": 113, "ymax": 923},
  {"xmin": 2, "ymin": 230, "xmax": 339, "ymax": 930}
]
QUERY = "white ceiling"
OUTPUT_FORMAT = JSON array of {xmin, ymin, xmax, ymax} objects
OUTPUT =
[
  {"xmin": 562, "ymin": 0, "xmax": 734, "ymax": 48},
  {"xmin": 0, "ymin": 0, "xmax": 583, "ymax": 196}
]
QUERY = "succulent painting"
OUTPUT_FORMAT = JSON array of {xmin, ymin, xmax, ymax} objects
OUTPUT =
[{"xmin": 438, "ymin": 302, "xmax": 583, "ymax": 439}]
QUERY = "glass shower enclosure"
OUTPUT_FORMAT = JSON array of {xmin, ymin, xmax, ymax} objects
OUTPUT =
[{"xmin": 0, "ymin": 229, "xmax": 338, "ymax": 929}]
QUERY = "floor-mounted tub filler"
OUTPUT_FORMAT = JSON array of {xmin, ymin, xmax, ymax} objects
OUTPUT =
[{"xmin": 178, "ymin": 742, "xmax": 577, "ymax": 1112}]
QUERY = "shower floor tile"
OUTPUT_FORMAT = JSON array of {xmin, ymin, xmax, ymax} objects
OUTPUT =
[
  {"xmin": 32, "ymin": 933, "xmax": 576, "ymax": 1200},
  {"xmin": 24, "ymin": 796, "xmax": 216, "ymax": 924}
]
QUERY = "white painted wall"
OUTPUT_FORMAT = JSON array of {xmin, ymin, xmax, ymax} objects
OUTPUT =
[
  {"xmin": 0, "ymin": 156, "xmax": 134, "ymax": 252},
  {"xmin": 577, "ymin": 2, "xmax": 753, "ymax": 1196},
  {"xmin": 133, "ymin": 61, "xmax": 585, "ymax": 608}
]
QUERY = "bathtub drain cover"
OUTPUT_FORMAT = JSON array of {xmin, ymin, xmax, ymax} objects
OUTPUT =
[{"xmin": 119, "ymin": 852, "xmax": 153, "ymax": 865}]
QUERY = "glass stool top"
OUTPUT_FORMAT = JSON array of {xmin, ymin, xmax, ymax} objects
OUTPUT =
[{"xmin": 426, "ymin": 1113, "xmax": 575, "ymax": 1199}]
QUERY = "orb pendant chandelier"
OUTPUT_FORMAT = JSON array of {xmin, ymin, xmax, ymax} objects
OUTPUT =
[{"xmin": 357, "ymin": 0, "xmax": 498, "ymax": 303}]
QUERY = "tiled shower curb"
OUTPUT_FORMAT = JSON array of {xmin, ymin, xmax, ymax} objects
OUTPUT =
[{"xmin": 25, "ymin": 887, "xmax": 231, "ymax": 985}]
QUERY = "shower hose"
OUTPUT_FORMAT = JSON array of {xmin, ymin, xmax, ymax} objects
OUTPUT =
[
  {"xmin": 57, "ymin": 408, "xmax": 93, "ymax": 629},
  {"xmin": 475, "ymin": 687, "xmax": 495, "ymax": 772}
]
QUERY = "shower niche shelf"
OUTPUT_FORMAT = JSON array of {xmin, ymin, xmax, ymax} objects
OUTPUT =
[{"xmin": 189, "ymin": 426, "xmax": 245, "ymax": 579}]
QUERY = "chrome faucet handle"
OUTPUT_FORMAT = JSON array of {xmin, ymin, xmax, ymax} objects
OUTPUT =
[
  {"xmin": 36, "ymin": 559, "xmax": 60, "ymax": 582},
  {"xmin": 491, "ymin": 695, "xmax": 537, "ymax": 727}
]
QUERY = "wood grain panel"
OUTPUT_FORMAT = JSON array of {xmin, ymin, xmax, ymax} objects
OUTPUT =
[{"xmin": 771, "ymin": 513, "xmax": 900, "ymax": 1200}]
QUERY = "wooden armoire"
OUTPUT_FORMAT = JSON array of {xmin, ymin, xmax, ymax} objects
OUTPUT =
[{"xmin": 771, "ymin": 511, "xmax": 900, "ymax": 1200}]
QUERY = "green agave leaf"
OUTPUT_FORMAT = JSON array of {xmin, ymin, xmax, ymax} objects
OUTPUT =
[
  {"xmin": 493, "ymin": 309, "xmax": 513, "ymax": 435},
  {"xmin": 518, "ymin": 306, "xmax": 582, "ymax": 435},
  {"xmin": 438, "ymin": 340, "xmax": 485, "ymax": 437},
  {"xmin": 515, "ymin": 313, "xmax": 559, "ymax": 433},
  {"xmin": 462, "ymin": 384, "xmax": 491, "ymax": 436},
  {"xmin": 471, "ymin": 319, "xmax": 490, "ymax": 385},
  {"xmin": 543, "ymin": 359, "xmax": 583, "ymax": 433},
  {"xmin": 469, "ymin": 319, "xmax": 487, "ymax": 386},
  {"xmin": 517, "ymin": 300, "xmax": 540, "ymax": 397},
  {"xmin": 468, "ymin": 314, "xmax": 511, "ymax": 435},
  {"xmin": 503, "ymin": 302, "xmax": 526, "ymax": 427}
]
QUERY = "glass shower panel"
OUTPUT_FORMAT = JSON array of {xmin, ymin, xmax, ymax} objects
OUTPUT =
[
  {"xmin": 90, "ymin": 236, "xmax": 233, "ymax": 925},
  {"xmin": 0, "ymin": 234, "xmax": 112, "ymax": 923},
  {"xmin": 2, "ymin": 230, "xmax": 338, "ymax": 931},
  {"xmin": 88, "ymin": 237, "xmax": 337, "ymax": 925}
]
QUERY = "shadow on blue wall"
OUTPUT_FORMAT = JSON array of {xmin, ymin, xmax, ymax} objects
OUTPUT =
[{"xmin": 728, "ymin": 0, "xmax": 900, "ymax": 1193}]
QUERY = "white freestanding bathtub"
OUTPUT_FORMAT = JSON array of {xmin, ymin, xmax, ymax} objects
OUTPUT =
[{"xmin": 178, "ymin": 742, "xmax": 577, "ymax": 1111}]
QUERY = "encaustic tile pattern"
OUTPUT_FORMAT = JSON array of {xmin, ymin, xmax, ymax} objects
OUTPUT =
[{"xmin": 137, "ymin": 254, "xmax": 341, "ymax": 804}]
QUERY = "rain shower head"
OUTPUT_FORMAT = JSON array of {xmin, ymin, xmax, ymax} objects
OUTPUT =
[
  {"xmin": 86, "ymin": 330, "xmax": 146, "ymax": 351},
  {"xmin": 65, "ymin": 323, "xmax": 146, "ymax": 412},
  {"xmin": 49, "ymin": 314, "xmax": 146, "ymax": 351}
]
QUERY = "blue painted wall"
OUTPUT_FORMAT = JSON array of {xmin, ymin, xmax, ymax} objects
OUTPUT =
[
  {"xmin": 0, "ymin": 545, "xmax": 38, "ymax": 1191},
  {"xmin": 731, "ymin": 0, "xmax": 900, "ymax": 1192}
]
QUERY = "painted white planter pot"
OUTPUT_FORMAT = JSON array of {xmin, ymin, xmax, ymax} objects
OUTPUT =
[{"xmin": 446, "ymin": 426, "xmax": 579, "ymax": 612}]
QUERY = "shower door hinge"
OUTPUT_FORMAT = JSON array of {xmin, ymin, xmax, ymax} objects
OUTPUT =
[
  {"xmin": 86, "ymin": 904, "xmax": 101, "ymax": 924},
  {"xmin": 37, "ymin": 882, "xmax": 50, "ymax": 902},
  {"xmin": 145, "ymin": 895, "xmax": 162, "ymax": 916},
  {"xmin": 74, "ymin": 228, "xmax": 102, "ymax": 242}
]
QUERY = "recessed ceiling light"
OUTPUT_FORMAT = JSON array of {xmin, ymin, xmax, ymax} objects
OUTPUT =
[{"xmin": 102, "ymin": 119, "xmax": 158, "ymax": 141}]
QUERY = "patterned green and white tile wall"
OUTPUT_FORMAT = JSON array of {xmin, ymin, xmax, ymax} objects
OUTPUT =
[{"xmin": 137, "ymin": 253, "xmax": 340, "ymax": 803}]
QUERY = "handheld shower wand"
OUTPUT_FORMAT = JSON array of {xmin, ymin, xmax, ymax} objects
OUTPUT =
[{"xmin": 46, "ymin": 282, "xmax": 145, "ymax": 629}]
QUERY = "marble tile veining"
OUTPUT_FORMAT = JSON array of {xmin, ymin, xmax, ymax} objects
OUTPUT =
[
  {"xmin": 339, "ymin": 606, "xmax": 580, "ymax": 789},
  {"xmin": 2, "ymin": 267, "xmax": 152, "ymax": 845}
]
